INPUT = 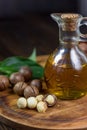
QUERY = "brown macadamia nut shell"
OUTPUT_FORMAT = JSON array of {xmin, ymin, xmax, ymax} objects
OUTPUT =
[
  {"xmin": 10, "ymin": 72, "xmax": 25, "ymax": 84},
  {"xmin": 13, "ymin": 82, "xmax": 27, "ymax": 96},
  {"xmin": 19, "ymin": 66, "xmax": 32, "ymax": 81},
  {"xmin": 0, "ymin": 75, "xmax": 10, "ymax": 91},
  {"xmin": 30, "ymin": 79, "xmax": 42, "ymax": 91},
  {"xmin": 24, "ymin": 85, "xmax": 39, "ymax": 98}
]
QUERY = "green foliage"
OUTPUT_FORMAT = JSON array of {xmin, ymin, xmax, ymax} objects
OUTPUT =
[{"xmin": 0, "ymin": 49, "xmax": 44, "ymax": 79}]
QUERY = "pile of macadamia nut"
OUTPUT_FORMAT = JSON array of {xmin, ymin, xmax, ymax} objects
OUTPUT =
[
  {"xmin": 17, "ymin": 94, "xmax": 57, "ymax": 113},
  {"xmin": 0, "ymin": 66, "xmax": 57, "ymax": 113}
]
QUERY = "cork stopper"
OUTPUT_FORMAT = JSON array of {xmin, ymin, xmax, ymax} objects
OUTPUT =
[
  {"xmin": 61, "ymin": 14, "xmax": 79, "ymax": 20},
  {"xmin": 61, "ymin": 14, "xmax": 80, "ymax": 31}
]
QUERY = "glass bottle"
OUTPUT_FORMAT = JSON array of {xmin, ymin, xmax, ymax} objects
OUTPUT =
[{"xmin": 44, "ymin": 13, "xmax": 87, "ymax": 100}]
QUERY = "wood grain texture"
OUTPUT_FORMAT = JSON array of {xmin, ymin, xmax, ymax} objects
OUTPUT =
[
  {"xmin": 0, "ymin": 55, "xmax": 87, "ymax": 130},
  {"xmin": 0, "ymin": 122, "xmax": 14, "ymax": 130}
]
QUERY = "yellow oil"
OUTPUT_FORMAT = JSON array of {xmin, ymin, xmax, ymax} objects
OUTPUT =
[{"xmin": 44, "ymin": 55, "xmax": 87, "ymax": 99}]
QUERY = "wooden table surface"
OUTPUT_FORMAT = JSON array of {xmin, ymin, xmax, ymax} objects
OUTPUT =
[{"xmin": 0, "ymin": 55, "xmax": 87, "ymax": 130}]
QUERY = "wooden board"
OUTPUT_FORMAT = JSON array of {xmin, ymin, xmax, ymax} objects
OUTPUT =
[{"xmin": 0, "ymin": 55, "xmax": 87, "ymax": 130}]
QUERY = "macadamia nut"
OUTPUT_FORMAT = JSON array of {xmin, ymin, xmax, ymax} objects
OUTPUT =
[
  {"xmin": 27, "ymin": 97, "xmax": 37, "ymax": 109},
  {"xmin": 24, "ymin": 85, "xmax": 39, "ymax": 98},
  {"xmin": 36, "ymin": 101, "xmax": 48, "ymax": 113},
  {"xmin": 10, "ymin": 72, "xmax": 25, "ymax": 84},
  {"xmin": 17, "ymin": 97, "xmax": 27, "ymax": 108},
  {"xmin": 30, "ymin": 79, "xmax": 42, "ymax": 91},
  {"xmin": 0, "ymin": 75, "xmax": 10, "ymax": 91},
  {"xmin": 13, "ymin": 81, "xmax": 27, "ymax": 96},
  {"xmin": 44, "ymin": 94, "xmax": 57, "ymax": 106},
  {"xmin": 19, "ymin": 66, "xmax": 32, "ymax": 81},
  {"xmin": 36, "ymin": 95, "xmax": 44, "ymax": 102}
]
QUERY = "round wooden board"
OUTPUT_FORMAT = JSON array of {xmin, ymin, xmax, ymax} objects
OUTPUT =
[{"xmin": 0, "ymin": 55, "xmax": 87, "ymax": 130}]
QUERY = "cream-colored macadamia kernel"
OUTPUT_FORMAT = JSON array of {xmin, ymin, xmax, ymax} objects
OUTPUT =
[
  {"xmin": 36, "ymin": 101, "xmax": 48, "ymax": 113},
  {"xmin": 17, "ymin": 97, "xmax": 27, "ymax": 108},
  {"xmin": 27, "ymin": 97, "xmax": 37, "ymax": 109}
]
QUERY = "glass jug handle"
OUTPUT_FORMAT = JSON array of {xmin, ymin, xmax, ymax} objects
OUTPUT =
[{"xmin": 79, "ymin": 17, "xmax": 87, "ymax": 39}]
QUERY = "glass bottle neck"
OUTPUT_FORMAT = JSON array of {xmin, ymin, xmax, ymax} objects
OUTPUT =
[
  {"xmin": 51, "ymin": 13, "xmax": 82, "ymax": 45},
  {"xmin": 59, "ymin": 25, "xmax": 79, "ymax": 45}
]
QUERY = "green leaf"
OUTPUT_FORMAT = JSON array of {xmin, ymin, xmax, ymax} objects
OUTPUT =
[
  {"xmin": 0, "ymin": 51, "xmax": 44, "ymax": 79},
  {"xmin": 28, "ymin": 48, "xmax": 36, "ymax": 62}
]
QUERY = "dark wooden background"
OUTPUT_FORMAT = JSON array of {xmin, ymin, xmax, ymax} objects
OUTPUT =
[
  {"xmin": 0, "ymin": 0, "xmax": 87, "ymax": 61},
  {"xmin": 0, "ymin": 13, "xmax": 59, "ymax": 60},
  {"xmin": 1, "ymin": 13, "xmax": 87, "ymax": 61},
  {"xmin": 0, "ymin": 0, "xmax": 79, "ymax": 60}
]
